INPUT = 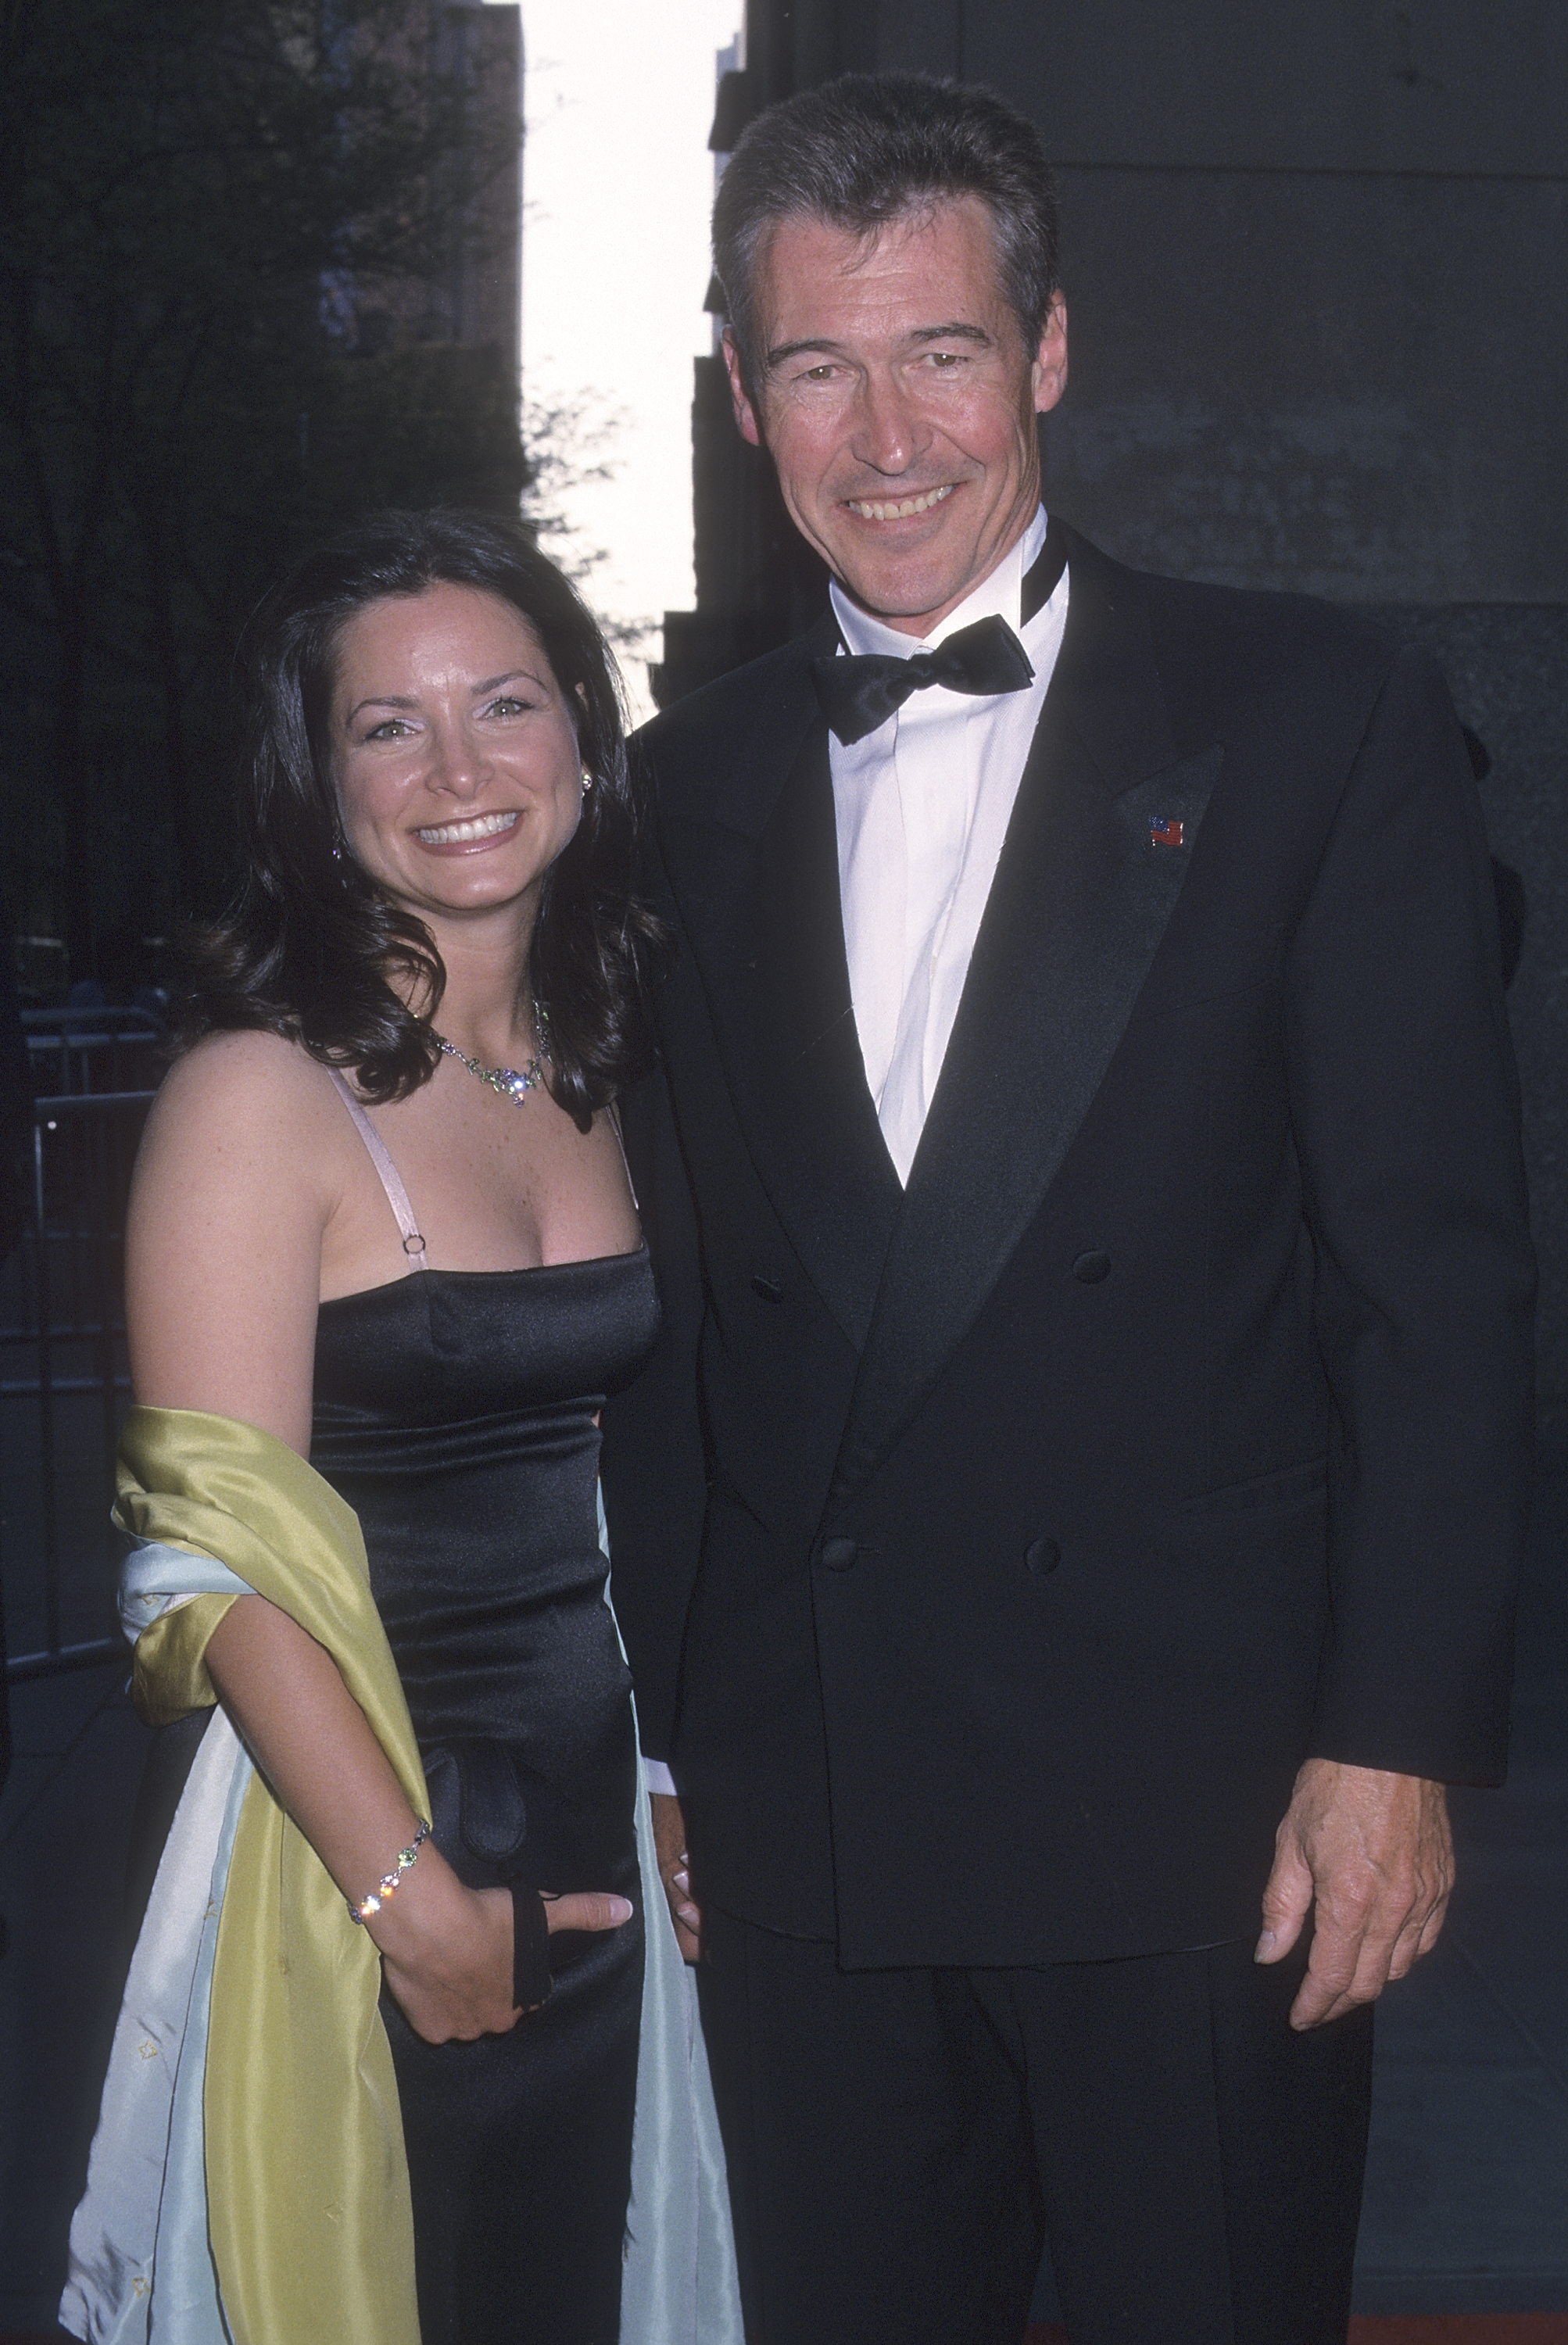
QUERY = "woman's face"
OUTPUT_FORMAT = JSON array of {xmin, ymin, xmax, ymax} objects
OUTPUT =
[{"xmin": 329, "ymin": 582, "xmax": 586, "ymax": 933}]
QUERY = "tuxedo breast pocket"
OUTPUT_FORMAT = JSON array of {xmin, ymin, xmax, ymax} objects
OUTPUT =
[
  {"xmin": 1133, "ymin": 914, "xmax": 1289, "ymax": 1019},
  {"xmin": 1140, "ymin": 970, "xmax": 1283, "ymax": 1019},
  {"xmin": 1173, "ymin": 1456, "xmax": 1327, "ymax": 1524}
]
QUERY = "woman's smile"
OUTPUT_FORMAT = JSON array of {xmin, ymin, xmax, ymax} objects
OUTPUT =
[{"xmin": 413, "ymin": 808, "xmax": 522, "ymax": 850}]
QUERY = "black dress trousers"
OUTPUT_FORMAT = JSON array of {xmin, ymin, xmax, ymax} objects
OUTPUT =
[{"xmin": 696, "ymin": 1910, "xmax": 1373, "ymax": 2345}]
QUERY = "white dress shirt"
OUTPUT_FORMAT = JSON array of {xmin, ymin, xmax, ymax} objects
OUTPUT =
[{"xmin": 829, "ymin": 504, "xmax": 1069, "ymax": 1183}]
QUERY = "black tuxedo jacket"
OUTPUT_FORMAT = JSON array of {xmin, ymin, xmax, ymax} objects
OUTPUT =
[{"xmin": 601, "ymin": 521, "xmax": 1535, "ymax": 1970}]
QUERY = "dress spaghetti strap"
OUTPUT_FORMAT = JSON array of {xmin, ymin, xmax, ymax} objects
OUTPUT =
[{"xmin": 327, "ymin": 1070, "xmax": 429, "ymax": 1271}]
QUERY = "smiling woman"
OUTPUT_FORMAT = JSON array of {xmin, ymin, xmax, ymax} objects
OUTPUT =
[{"xmin": 59, "ymin": 510, "xmax": 738, "ymax": 2345}]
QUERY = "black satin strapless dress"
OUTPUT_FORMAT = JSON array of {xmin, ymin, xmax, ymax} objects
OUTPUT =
[{"xmin": 310, "ymin": 1245, "xmax": 660, "ymax": 2345}]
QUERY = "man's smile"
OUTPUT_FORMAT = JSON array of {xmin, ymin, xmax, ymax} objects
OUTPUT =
[{"xmin": 843, "ymin": 484, "xmax": 958, "ymax": 523}]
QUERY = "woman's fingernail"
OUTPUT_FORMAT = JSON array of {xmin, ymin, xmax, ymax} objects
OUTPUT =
[
  {"xmin": 678, "ymin": 1903, "xmax": 700, "ymax": 1927},
  {"xmin": 608, "ymin": 1896, "xmax": 633, "ymax": 1923},
  {"xmin": 671, "ymin": 1868, "xmax": 689, "ymax": 1892}
]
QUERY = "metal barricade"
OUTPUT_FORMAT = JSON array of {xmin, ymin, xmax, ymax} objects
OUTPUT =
[
  {"xmin": 2, "ymin": 1061, "xmax": 159, "ymax": 1681},
  {"xmin": 21, "ymin": 1004, "xmax": 166, "ymax": 1101}
]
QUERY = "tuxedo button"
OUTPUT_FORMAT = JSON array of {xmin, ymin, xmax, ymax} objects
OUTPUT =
[
  {"xmin": 751, "ymin": 1273, "xmax": 783, "ymax": 1303},
  {"xmin": 1072, "ymin": 1251, "xmax": 1112, "ymax": 1283},
  {"xmin": 1024, "ymin": 1537, "xmax": 1061, "ymax": 1576},
  {"xmin": 820, "ymin": 1538, "xmax": 858, "ymax": 1573}
]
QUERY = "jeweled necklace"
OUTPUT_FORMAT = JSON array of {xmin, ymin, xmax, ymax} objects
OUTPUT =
[{"xmin": 434, "ymin": 1008, "xmax": 551, "ymax": 1105}]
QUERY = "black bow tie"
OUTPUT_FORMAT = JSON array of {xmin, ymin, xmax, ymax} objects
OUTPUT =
[
  {"xmin": 811, "ymin": 615, "xmax": 1033, "ymax": 746},
  {"xmin": 810, "ymin": 526, "xmax": 1067, "ymax": 747}
]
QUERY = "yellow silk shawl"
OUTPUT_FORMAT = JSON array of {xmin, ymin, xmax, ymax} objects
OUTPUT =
[{"xmin": 116, "ymin": 1405, "xmax": 428, "ymax": 2345}]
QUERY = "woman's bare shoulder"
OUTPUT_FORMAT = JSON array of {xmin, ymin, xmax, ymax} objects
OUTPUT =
[
  {"xmin": 149, "ymin": 1029, "xmax": 342, "ymax": 1133},
  {"xmin": 137, "ymin": 1030, "xmax": 353, "ymax": 1204}
]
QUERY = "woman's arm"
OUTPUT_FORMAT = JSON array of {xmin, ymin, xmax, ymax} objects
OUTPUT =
[
  {"xmin": 126, "ymin": 1037, "xmax": 627, "ymax": 2040},
  {"xmin": 204, "ymin": 1593, "xmax": 586, "ymax": 2042}
]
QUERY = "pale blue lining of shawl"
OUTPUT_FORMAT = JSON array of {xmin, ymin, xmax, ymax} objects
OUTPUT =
[
  {"xmin": 602, "ymin": 1490, "xmax": 743, "ymax": 2342},
  {"xmin": 62, "ymin": 1541, "xmax": 256, "ymax": 2343}
]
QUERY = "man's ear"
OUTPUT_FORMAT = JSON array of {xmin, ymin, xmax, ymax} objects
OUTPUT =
[
  {"xmin": 721, "ymin": 328, "xmax": 764, "ymax": 449},
  {"xmin": 1032, "ymin": 293, "xmax": 1069, "ymax": 417}
]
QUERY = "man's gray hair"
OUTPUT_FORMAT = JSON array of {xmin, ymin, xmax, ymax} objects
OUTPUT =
[{"xmin": 714, "ymin": 73, "xmax": 1061, "ymax": 392}]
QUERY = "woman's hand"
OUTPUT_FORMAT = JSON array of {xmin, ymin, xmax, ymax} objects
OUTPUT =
[{"xmin": 373, "ymin": 1851, "xmax": 632, "ymax": 2043}]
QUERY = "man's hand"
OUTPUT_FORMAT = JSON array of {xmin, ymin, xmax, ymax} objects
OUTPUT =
[
  {"xmin": 1257, "ymin": 1758, "xmax": 1453, "ymax": 2029},
  {"xmin": 651, "ymin": 1792, "xmax": 703, "ymax": 1964}
]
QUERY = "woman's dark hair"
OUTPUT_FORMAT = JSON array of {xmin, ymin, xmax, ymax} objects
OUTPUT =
[
  {"xmin": 714, "ymin": 73, "xmax": 1061, "ymax": 395},
  {"xmin": 181, "ymin": 508, "xmax": 664, "ymax": 1129}
]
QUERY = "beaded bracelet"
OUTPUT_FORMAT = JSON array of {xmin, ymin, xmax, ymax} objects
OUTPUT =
[{"xmin": 347, "ymin": 1819, "xmax": 430, "ymax": 1924}]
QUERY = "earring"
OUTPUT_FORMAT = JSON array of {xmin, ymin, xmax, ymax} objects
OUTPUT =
[{"xmin": 581, "ymin": 768, "xmax": 594, "ymax": 791}]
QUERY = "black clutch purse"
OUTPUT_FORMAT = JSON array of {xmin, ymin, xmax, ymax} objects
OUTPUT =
[{"xmin": 423, "ymin": 1739, "xmax": 554, "ymax": 2010}]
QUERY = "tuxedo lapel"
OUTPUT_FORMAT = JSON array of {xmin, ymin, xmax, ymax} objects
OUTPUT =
[
  {"xmin": 828, "ymin": 534, "xmax": 1223, "ymax": 1510},
  {"xmin": 658, "ymin": 628, "xmax": 902, "ymax": 1354}
]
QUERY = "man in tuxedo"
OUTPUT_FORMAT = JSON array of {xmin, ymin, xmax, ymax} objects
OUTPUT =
[{"xmin": 600, "ymin": 71, "xmax": 1534, "ymax": 2345}]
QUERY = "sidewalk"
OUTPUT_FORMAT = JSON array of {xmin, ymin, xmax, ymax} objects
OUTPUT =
[{"xmin": 2, "ymin": 1476, "xmax": 1564, "ymax": 2334}]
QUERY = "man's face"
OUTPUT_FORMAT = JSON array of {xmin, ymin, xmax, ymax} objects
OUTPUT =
[{"xmin": 725, "ymin": 197, "xmax": 1067, "ymax": 637}]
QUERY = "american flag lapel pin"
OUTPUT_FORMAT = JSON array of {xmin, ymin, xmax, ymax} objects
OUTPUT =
[{"xmin": 1149, "ymin": 816, "xmax": 1186, "ymax": 849}]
